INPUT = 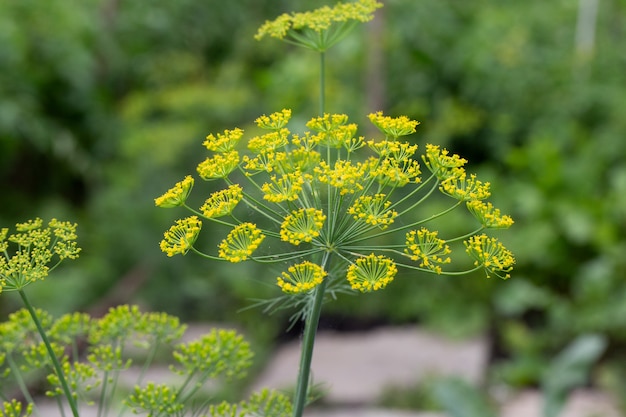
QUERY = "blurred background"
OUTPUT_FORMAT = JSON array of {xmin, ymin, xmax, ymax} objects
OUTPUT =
[{"xmin": 1, "ymin": 0, "xmax": 626, "ymax": 410}]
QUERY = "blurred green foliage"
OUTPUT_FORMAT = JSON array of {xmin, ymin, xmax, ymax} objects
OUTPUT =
[{"xmin": 1, "ymin": 0, "xmax": 626, "ymax": 399}]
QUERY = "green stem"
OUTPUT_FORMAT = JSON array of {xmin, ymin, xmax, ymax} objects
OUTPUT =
[
  {"xmin": 319, "ymin": 51, "xmax": 326, "ymax": 115},
  {"xmin": 18, "ymin": 289, "xmax": 80, "ymax": 417},
  {"xmin": 6, "ymin": 354, "xmax": 40, "ymax": 417},
  {"xmin": 292, "ymin": 252, "xmax": 331, "ymax": 417}
]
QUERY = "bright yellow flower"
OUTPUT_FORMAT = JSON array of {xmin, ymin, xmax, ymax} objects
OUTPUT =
[
  {"xmin": 197, "ymin": 151, "xmax": 240, "ymax": 180},
  {"xmin": 280, "ymin": 208, "xmax": 326, "ymax": 245},
  {"xmin": 159, "ymin": 216, "xmax": 202, "ymax": 257},
  {"xmin": 348, "ymin": 194, "xmax": 397, "ymax": 229},
  {"xmin": 368, "ymin": 111, "xmax": 420, "ymax": 138},
  {"xmin": 248, "ymin": 129, "xmax": 290, "ymax": 154},
  {"xmin": 276, "ymin": 261, "xmax": 327, "ymax": 294},
  {"xmin": 200, "ymin": 185, "xmax": 243, "ymax": 218},
  {"xmin": 466, "ymin": 200, "xmax": 514, "ymax": 229},
  {"xmin": 440, "ymin": 172, "xmax": 491, "ymax": 201},
  {"xmin": 203, "ymin": 128, "xmax": 244, "ymax": 153},
  {"xmin": 255, "ymin": 109, "xmax": 292, "ymax": 130},
  {"xmin": 218, "ymin": 223, "xmax": 265, "ymax": 263},
  {"xmin": 314, "ymin": 160, "xmax": 368, "ymax": 195},
  {"xmin": 346, "ymin": 254, "xmax": 397, "ymax": 292},
  {"xmin": 405, "ymin": 228, "xmax": 451, "ymax": 274},
  {"xmin": 155, "ymin": 176, "xmax": 194, "ymax": 208},
  {"xmin": 262, "ymin": 172, "xmax": 305, "ymax": 203},
  {"xmin": 422, "ymin": 144, "xmax": 468, "ymax": 181},
  {"xmin": 464, "ymin": 234, "xmax": 515, "ymax": 279}
]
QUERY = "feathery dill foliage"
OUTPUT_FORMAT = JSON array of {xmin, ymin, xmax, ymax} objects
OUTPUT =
[{"xmin": 156, "ymin": 108, "xmax": 515, "ymax": 295}]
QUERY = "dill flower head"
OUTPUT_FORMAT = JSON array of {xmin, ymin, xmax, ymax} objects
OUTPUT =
[
  {"xmin": 0, "ymin": 218, "xmax": 81, "ymax": 292},
  {"xmin": 200, "ymin": 184, "xmax": 243, "ymax": 218},
  {"xmin": 157, "ymin": 109, "xmax": 515, "ymax": 297},
  {"xmin": 277, "ymin": 261, "xmax": 327, "ymax": 294},
  {"xmin": 218, "ymin": 223, "xmax": 266, "ymax": 263},
  {"xmin": 347, "ymin": 254, "xmax": 397, "ymax": 293},
  {"xmin": 280, "ymin": 208, "xmax": 326, "ymax": 246},
  {"xmin": 404, "ymin": 228, "xmax": 451, "ymax": 274},
  {"xmin": 255, "ymin": 0, "xmax": 383, "ymax": 51},
  {"xmin": 203, "ymin": 128, "xmax": 244, "ymax": 153},
  {"xmin": 464, "ymin": 234, "xmax": 515, "ymax": 279},
  {"xmin": 368, "ymin": 111, "xmax": 420, "ymax": 139},
  {"xmin": 155, "ymin": 175, "xmax": 194, "ymax": 208},
  {"xmin": 159, "ymin": 216, "xmax": 202, "ymax": 257}
]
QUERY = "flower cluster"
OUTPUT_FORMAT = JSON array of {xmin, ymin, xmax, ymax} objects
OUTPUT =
[
  {"xmin": 156, "ymin": 109, "xmax": 515, "ymax": 298},
  {"xmin": 0, "ymin": 218, "xmax": 80, "ymax": 293},
  {"xmin": 255, "ymin": 0, "xmax": 383, "ymax": 51}
]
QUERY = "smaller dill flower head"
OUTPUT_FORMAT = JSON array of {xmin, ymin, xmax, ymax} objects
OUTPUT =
[
  {"xmin": 368, "ymin": 111, "xmax": 420, "ymax": 139},
  {"xmin": 371, "ymin": 157, "xmax": 422, "ymax": 188},
  {"xmin": 255, "ymin": 0, "xmax": 383, "ymax": 51},
  {"xmin": 159, "ymin": 216, "xmax": 202, "ymax": 257},
  {"xmin": 280, "ymin": 208, "xmax": 326, "ymax": 245},
  {"xmin": 314, "ymin": 159, "xmax": 368, "ymax": 195},
  {"xmin": 155, "ymin": 175, "xmax": 194, "ymax": 208},
  {"xmin": 200, "ymin": 184, "xmax": 243, "ymax": 218},
  {"xmin": 203, "ymin": 128, "xmax": 244, "ymax": 153},
  {"xmin": 404, "ymin": 228, "xmax": 451, "ymax": 274},
  {"xmin": 256, "ymin": 109, "xmax": 292, "ymax": 130},
  {"xmin": 347, "ymin": 194, "xmax": 397, "ymax": 229},
  {"xmin": 125, "ymin": 383, "xmax": 184, "ymax": 416},
  {"xmin": 422, "ymin": 144, "xmax": 468, "ymax": 181},
  {"xmin": 197, "ymin": 151, "xmax": 240, "ymax": 180},
  {"xmin": 262, "ymin": 172, "xmax": 305, "ymax": 203},
  {"xmin": 277, "ymin": 261, "xmax": 327, "ymax": 294},
  {"xmin": 0, "ymin": 218, "xmax": 81, "ymax": 292},
  {"xmin": 248, "ymin": 129, "xmax": 290, "ymax": 154},
  {"xmin": 464, "ymin": 234, "xmax": 515, "ymax": 279},
  {"xmin": 440, "ymin": 172, "xmax": 491, "ymax": 201},
  {"xmin": 347, "ymin": 254, "xmax": 397, "ymax": 293},
  {"xmin": 466, "ymin": 200, "xmax": 514, "ymax": 229},
  {"xmin": 218, "ymin": 223, "xmax": 266, "ymax": 263}
]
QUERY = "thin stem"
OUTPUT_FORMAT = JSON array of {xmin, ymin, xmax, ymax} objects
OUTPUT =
[
  {"xmin": 319, "ymin": 52, "xmax": 326, "ymax": 116},
  {"xmin": 18, "ymin": 289, "xmax": 80, "ymax": 417},
  {"xmin": 6, "ymin": 354, "xmax": 40, "ymax": 417},
  {"xmin": 292, "ymin": 252, "xmax": 331, "ymax": 417}
]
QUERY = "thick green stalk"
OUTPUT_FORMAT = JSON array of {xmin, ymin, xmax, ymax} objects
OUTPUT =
[
  {"xmin": 292, "ymin": 262, "xmax": 329, "ymax": 417},
  {"xmin": 18, "ymin": 289, "xmax": 81, "ymax": 417},
  {"xmin": 319, "ymin": 51, "xmax": 326, "ymax": 115}
]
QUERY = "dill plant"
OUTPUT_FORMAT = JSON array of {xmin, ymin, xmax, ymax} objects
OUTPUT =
[{"xmin": 156, "ymin": 1, "xmax": 515, "ymax": 416}]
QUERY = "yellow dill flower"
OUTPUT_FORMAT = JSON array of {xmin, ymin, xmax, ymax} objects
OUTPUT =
[
  {"xmin": 368, "ymin": 111, "xmax": 420, "ymax": 138},
  {"xmin": 255, "ymin": 0, "xmax": 382, "ymax": 51},
  {"xmin": 262, "ymin": 172, "xmax": 305, "ymax": 203},
  {"xmin": 159, "ymin": 216, "xmax": 202, "ymax": 257},
  {"xmin": 280, "ymin": 208, "xmax": 326, "ymax": 245},
  {"xmin": 368, "ymin": 140, "xmax": 418, "ymax": 160},
  {"xmin": 255, "ymin": 109, "xmax": 292, "ymax": 130},
  {"xmin": 155, "ymin": 175, "xmax": 195, "ymax": 208},
  {"xmin": 197, "ymin": 151, "xmax": 240, "ymax": 180},
  {"xmin": 371, "ymin": 158, "xmax": 421, "ymax": 188},
  {"xmin": 248, "ymin": 129, "xmax": 290, "ymax": 154},
  {"xmin": 440, "ymin": 172, "xmax": 491, "ymax": 201},
  {"xmin": 404, "ymin": 228, "xmax": 451, "ymax": 274},
  {"xmin": 317, "ymin": 124, "xmax": 358, "ymax": 149},
  {"xmin": 306, "ymin": 113, "xmax": 349, "ymax": 133},
  {"xmin": 466, "ymin": 200, "xmax": 514, "ymax": 229},
  {"xmin": 243, "ymin": 151, "xmax": 287, "ymax": 174},
  {"xmin": 464, "ymin": 234, "xmax": 515, "ymax": 279},
  {"xmin": 291, "ymin": 132, "xmax": 321, "ymax": 151},
  {"xmin": 0, "ymin": 219, "xmax": 82, "ymax": 292},
  {"xmin": 203, "ymin": 128, "xmax": 244, "ymax": 153},
  {"xmin": 283, "ymin": 147, "xmax": 321, "ymax": 174},
  {"xmin": 348, "ymin": 194, "xmax": 397, "ymax": 229},
  {"xmin": 200, "ymin": 184, "xmax": 243, "ymax": 218},
  {"xmin": 276, "ymin": 261, "xmax": 327, "ymax": 294},
  {"xmin": 422, "ymin": 144, "xmax": 468, "ymax": 181},
  {"xmin": 218, "ymin": 223, "xmax": 266, "ymax": 263},
  {"xmin": 346, "ymin": 254, "xmax": 397, "ymax": 292},
  {"xmin": 314, "ymin": 159, "xmax": 368, "ymax": 195}
]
